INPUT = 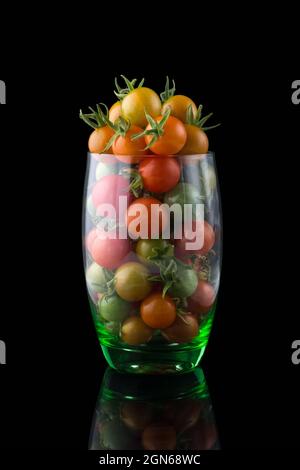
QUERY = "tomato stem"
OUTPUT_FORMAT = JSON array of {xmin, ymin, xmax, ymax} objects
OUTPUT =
[
  {"xmin": 160, "ymin": 76, "xmax": 176, "ymax": 103},
  {"xmin": 186, "ymin": 104, "xmax": 221, "ymax": 131},
  {"xmin": 114, "ymin": 75, "xmax": 145, "ymax": 100}
]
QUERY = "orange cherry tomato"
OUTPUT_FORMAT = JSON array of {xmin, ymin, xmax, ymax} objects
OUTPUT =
[
  {"xmin": 178, "ymin": 124, "xmax": 209, "ymax": 155},
  {"xmin": 126, "ymin": 197, "xmax": 167, "ymax": 239},
  {"xmin": 109, "ymin": 101, "xmax": 122, "ymax": 123},
  {"xmin": 88, "ymin": 126, "xmax": 115, "ymax": 154},
  {"xmin": 140, "ymin": 292, "xmax": 176, "ymax": 329},
  {"xmin": 162, "ymin": 314, "xmax": 199, "ymax": 343},
  {"xmin": 121, "ymin": 316, "xmax": 153, "ymax": 345},
  {"xmin": 145, "ymin": 115, "xmax": 186, "ymax": 155},
  {"xmin": 112, "ymin": 125, "xmax": 147, "ymax": 163},
  {"xmin": 162, "ymin": 95, "xmax": 197, "ymax": 123},
  {"xmin": 139, "ymin": 157, "xmax": 181, "ymax": 193}
]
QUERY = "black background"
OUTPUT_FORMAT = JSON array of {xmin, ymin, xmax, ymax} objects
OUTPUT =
[{"xmin": 0, "ymin": 27, "xmax": 299, "ymax": 453}]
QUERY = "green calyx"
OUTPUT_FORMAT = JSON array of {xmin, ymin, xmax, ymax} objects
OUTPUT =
[
  {"xmin": 102, "ymin": 115, "xmax": 131, "ymax": 152},
  {"xmin": 131, "ymin": 107, "xmax": 171, "ymax": 149},
  {"xmin": 148, "ymin": 253, "xmax": 194, "ymax": 298},
  {"xmin": 79, "ymin": 103, "xmax": 111, "ymax": 130},
  {"xmin": 186, "ymin": 104, "xmax": 221, "ymax": 131},
  {"xmin": 121, "ymin": 167, "xmax": 143, "ymax": 198},
  {"xmin": 114, "ymin": 75, "xmax": 145, "ymax": 100},
  {"xmin": 160, "ymin": 76, "xmax": 176, "ymax": 103}
]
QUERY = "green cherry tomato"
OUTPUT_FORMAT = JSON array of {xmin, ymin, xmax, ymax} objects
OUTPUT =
[
  {"xmin": 104, "ymin": 321, "xmax": 121, "ymax": 335},
  {"xmin": 168, "ymin": 262, "xmax": 198, "ymax": 298},
  {"xmin": 98, "ymin": 295, "xmax": 131, "ymax": 322},
  {"xmin": 95, "ymin": 160, "xmax": 118, "ymax": 181},
  {"xmin": 86, "ymin": 262, "xmax": 109, "ymax": 293},
  {"xmin": 164, "ymin": 183, "xmax": 204, "ymax": 220},
  {"xmin": 136, "ymin": 239, "xmax": 173, "ymax": 265}
]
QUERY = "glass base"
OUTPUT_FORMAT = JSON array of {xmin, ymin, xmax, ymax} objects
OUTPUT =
[{"xmin": 101, "ymin": 344, "xmax": 205, "ymax": 375}]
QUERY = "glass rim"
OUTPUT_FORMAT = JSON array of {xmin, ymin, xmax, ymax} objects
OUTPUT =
[{"xmin": 88, "ymin": 151, "xmax": 215, "ymax": 160}]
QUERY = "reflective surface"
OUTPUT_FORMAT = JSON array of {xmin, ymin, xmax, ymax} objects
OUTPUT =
[{"xmin": 89, "ymin": 367, "xmax": 219, "ymax": 450}]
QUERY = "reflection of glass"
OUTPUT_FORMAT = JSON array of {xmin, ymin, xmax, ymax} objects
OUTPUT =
[
  {"xmin": 89, "ymin": 367, "xmax": 219, "ymax": 450},
  {"xmin": 83, "ymin": 153, "xmax": 222, "ymax": 374}
]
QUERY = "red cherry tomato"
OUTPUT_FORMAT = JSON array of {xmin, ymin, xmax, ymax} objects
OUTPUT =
[
  {"xmin": 187, "ymin": 280, "xmax": 216, "ymax": 315},
  {"xmin": 126, "ymin": 197, "xmax": 167, "ymax": 239},
  {"xmin": 90, "ymin": 231, "xmax": 131, "ymax": 270},
  {"xmin": 92, "ymin": 174, "xmax": 132, "ymax": 219},
  {"xmin": 86, "ymin": 228, "xmax": 98, "ymax": 254},
  {"xmin": 139, "ymin": 157, "xmax": 180, "ymax": 193},
  {"xmin": 175, "ymin": 220, "xmax": 215, "ymax": 258}
]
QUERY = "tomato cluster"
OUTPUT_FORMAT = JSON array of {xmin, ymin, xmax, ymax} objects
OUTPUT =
[{"xmin": 83, "ymin": 76, "xmax": 220, "ymax": 347}]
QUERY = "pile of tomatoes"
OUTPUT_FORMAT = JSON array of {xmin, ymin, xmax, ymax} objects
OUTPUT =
[{"xmin": 83, "ymin": 76, "xmax": 220, "ymax": 347}]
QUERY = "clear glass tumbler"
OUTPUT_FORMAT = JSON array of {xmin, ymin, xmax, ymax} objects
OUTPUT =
[{"xmin": 83, "ymin": 152, "xmax": 222, "ymax": 374}]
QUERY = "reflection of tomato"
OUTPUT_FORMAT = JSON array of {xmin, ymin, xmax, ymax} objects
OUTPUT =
[
  {"xmin": 120, "ymin": 402, "xmax": 154, "ymax": 431},
  {"xmin": 162, "ymin": 314, "xmax": 199, "ymax": 343},
  {"xmin": 145, "ymin": 115, "xmax": 187, "ymax": 155},
  {"xmin": 162, "ymin": 95, "xmax": 197, "ymax": 123},
  {"xmin": 121, "ymin": 316, "xmax": 153, "ymax": 345},
  {"xmin": 175, "ymin": 220, "xmax": 215, "ymax": 257},
  {"xmin": 178, "ymin": 125, "xmax": 209, "ymax": 155},
  {"xmin": 88, "ymin": 126, "xmax": 115, "ymax": 154},
  {"xmin": 99, "ymin": 294, "xmax": 131, "ymax": 322},
  {"xmin": 139, "ymin": 157, "xmax": 180, "ymax": 193},
  {"xmin": 122, "ymin": 87, "xmax": 161, "ymax": 128},
  {"xmin": 109, "ymin": 101, "xmax": 122, "ymax": 123},
  {"xmin": 115, "ymin": 262, "xmax": 152, "ymax": 301},
  {"xmin": 142, "ymin": 423, "xmax": 177, "ymax": 450},
  {"xmin": 92, "ymin": 174, "xmax": 131, "ymax": 218},
  {"xmin": 90, "ymin": 234, "xmax": 131, "ymax": 270},
  {"xmin": 127, "ymin": 197, "xmax": 167, "ymax": 239},
  {"xmin": 112, "ymin": 125, "xmax": 147, "ymax": 163},
  {"xmin": 187, "ymin": 280, "xmax": 215, "ymax": 314},
  {"xmin": 141, "ymin": 293, "xmax": 176, "ymax": 329}
]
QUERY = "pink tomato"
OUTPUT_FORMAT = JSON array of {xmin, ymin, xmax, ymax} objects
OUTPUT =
[
  {"xmin": 90, "ymin": 232, "xmax": 131, "ymax": 270},
  {"xmin": 92, "ymin": 175, "xmax": 132, "ymax": 218}
]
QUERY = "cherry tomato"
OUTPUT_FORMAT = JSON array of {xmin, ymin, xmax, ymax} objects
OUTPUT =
[
  {"xmin": 99, "ymin": 294, "xmax": 131, "ymax": 322},
  {"xmin": 86, "ymin": 228, "xmax": 98, "ymax": 254},
  {"xmin": 92, "ymin": 174, "xmax": 132, "ymax": 218},
  {"xmin": 122, "ymin": 87, "xmax": 161, "ymax": 128},
  {"xmin": 142, "ymin": 423, "xmax": 177, "ymax": 450},
  {"xmin": 90, "ymin": 233, "xmax": 131, "ymax": 270},
  {"xmin": 175, "ymin": 221, "xmax": 215, "ymax": 258},
  {"xmin": 162, "ymin": 314, "xmax": 199, "ymax": 344},
  {"xmin": 127, "ymin": 197, "xmax": 167, "ymax": 239},
  {"xmin": 115, "ymin": 262, "xmax": 152, "ymax": 302},
  {"xmin": 85, "ymin": 262, "xmax": 108, "ymax": 293},
  {"xmin": 164, "ymin": 182, "xmax": 203, "ymax": 220},
  {"xmin": 139, "ymin": 157, "xmax": 180, "ymax": 193},
  {"xmin": 178, "ymin": 125, "xmax": 209, "ymax": 154},
  {"xmin": 140, "ymin": 293, "xmax": 176, "ymax": 329},
  {"xmin": 88, "ymin": 126, "xmax": 115, "ymax": 154},
  {"xmin": 145, "ymin": 115, "xmax": 187, "ymax": 155},
  {"xmin": 112, "ymin": 124, "xmax": 148, "ymax": 163},
  {"xmin": 95, "ymin": 160, "xmax": 118, "ymax": 181},
  {"xmin": 162, "ymin": 95, "xmax": 197, "ymax": 123},
  {"xmin": 168, "ymin": 262, "xmax": 198, "ymax": 298},
  {"xmin": 121, "ymin": 316, "xmax": 153, "ymax": 345},
  {"xmin": 136, "ymin": 239, "xmax": 173, "ymax": 265},
  {"xmin": 109, "ymin": 101, "xmax": 122, "ymax": 123},
  {"xmin": 187, "ymin": 280, "xmax": 215, "ymax": 314}
]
